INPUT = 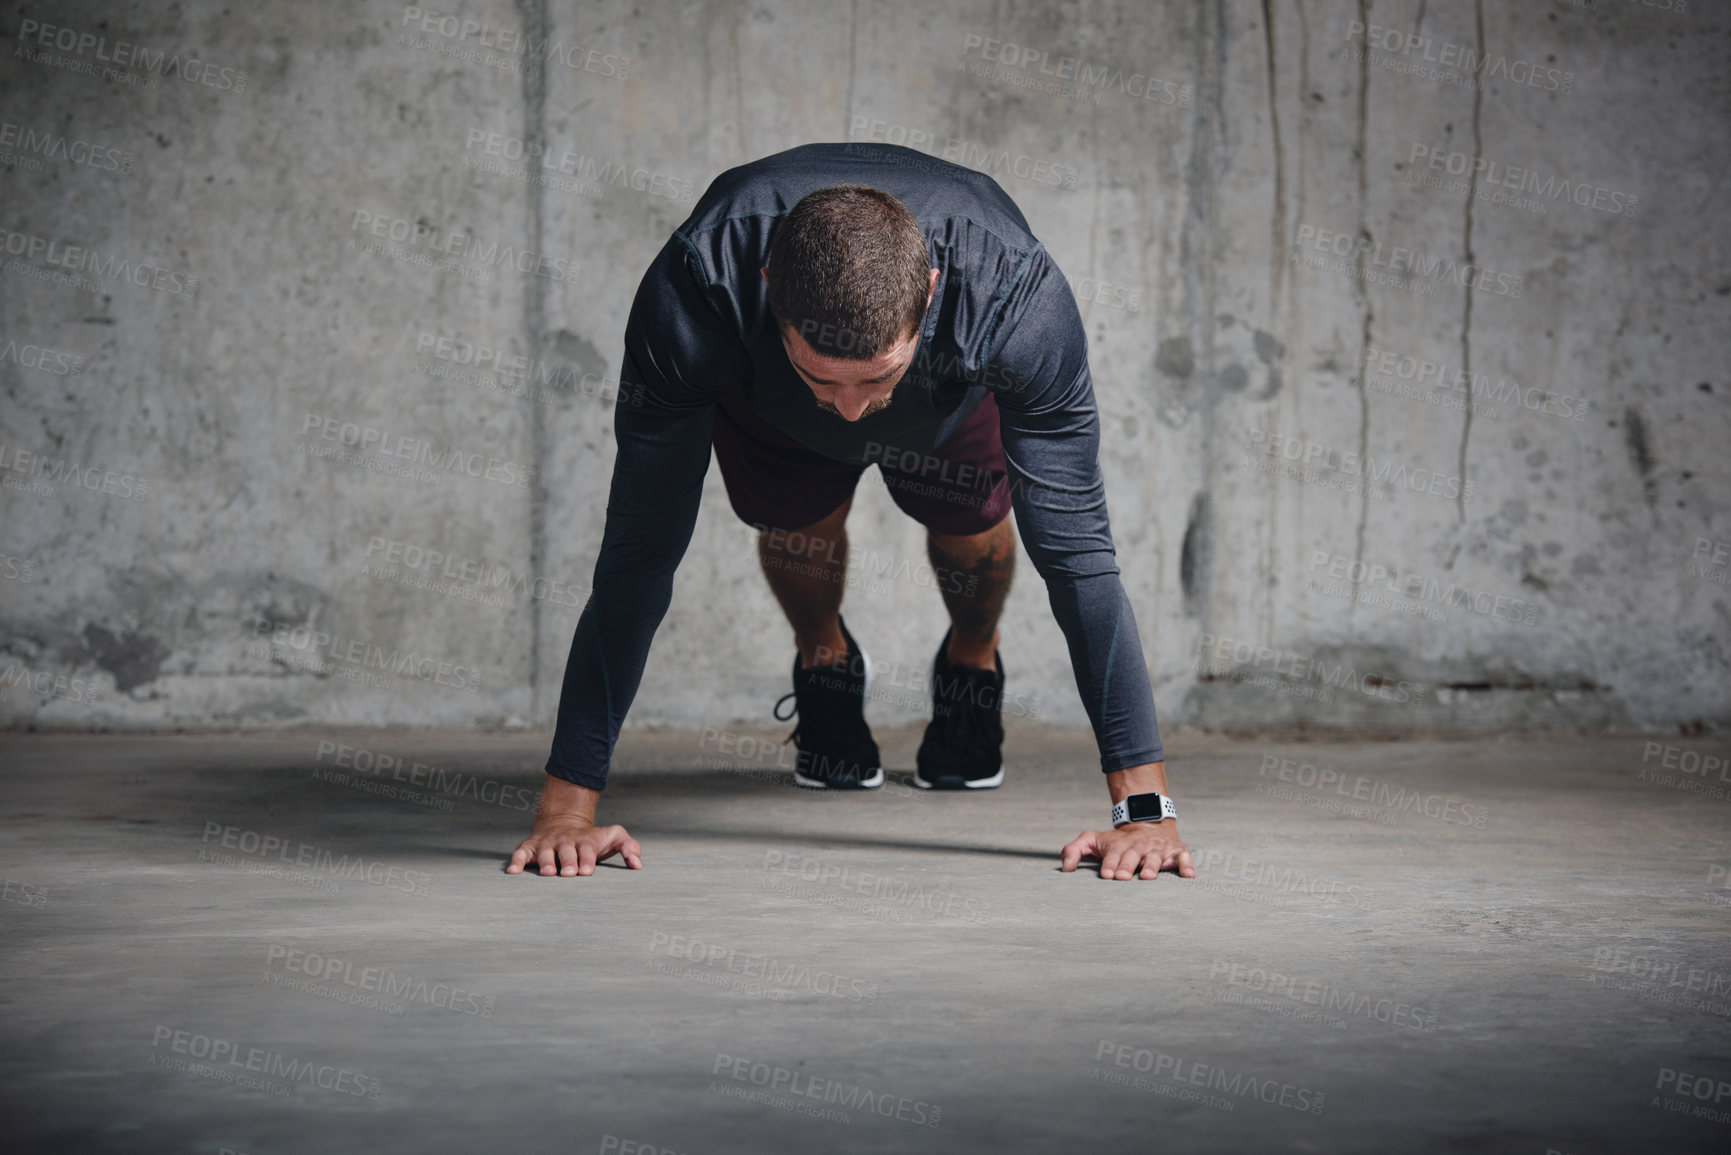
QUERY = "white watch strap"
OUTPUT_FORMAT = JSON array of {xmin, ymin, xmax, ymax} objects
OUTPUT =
[{"xmin": 1111, "ymin": 793, "xmax": 1177, "ymax": 827}]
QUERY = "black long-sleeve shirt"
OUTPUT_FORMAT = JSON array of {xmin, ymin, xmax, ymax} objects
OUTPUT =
[{"xmin": 545, "ymin": 142, "xmax": 1163, "ymax": 789}]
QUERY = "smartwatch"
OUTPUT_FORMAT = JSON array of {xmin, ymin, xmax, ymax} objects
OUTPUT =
[{"xmin": 1111, "ymin": 792, "xmax": 1177, "ymax": 828}]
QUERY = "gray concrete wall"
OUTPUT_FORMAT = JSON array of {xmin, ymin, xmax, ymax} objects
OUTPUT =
[{"xmin": 0, "ymin": 0, "xmax": 1724, "ymax": 737}]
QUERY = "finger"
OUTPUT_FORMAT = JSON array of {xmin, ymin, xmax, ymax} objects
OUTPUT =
[
  {"xmin": 1175, "ymin": 847, "xmax": 1196, "ymax": 878},
  {"xmin": 577, "ymin": 843, "xmax": 598, "ymax": 877},
  {"xmin": 555, "ymin": 840, "xmax": 579, "ymax": 877},
  {"xmin": 535, "ymin": 842, "xmax": 557, "ymax": 876},
  {"xmin": 1140, "ymin": 850, "xmax": 1160, "ymax": 880},
  {"xmin": 1059, "ymin": 833, "xmax": 1096, "ymax": 872},
  {"xmin": 593, "ymin": 826, "xmax": 627, "ymax": 864},
  {"xmin": 620, "ymin": 837, "xmax": 644, "ymax": 869},
  {"xmin": 1099, "ymin": 846, "xmax": 1128, "ymax": 881},
  {"xmin": 506, "ymin": 843, "xmax": 532, "ymax": 874}
]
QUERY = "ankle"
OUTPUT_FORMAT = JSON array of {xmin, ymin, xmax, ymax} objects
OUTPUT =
[
  {"xmin": 798, "ymin": 630, "xmax": 849, "ymax": 669},
  {"xmin": 946, "ymin": 631, "xmax": 999, "ymax": 671}
]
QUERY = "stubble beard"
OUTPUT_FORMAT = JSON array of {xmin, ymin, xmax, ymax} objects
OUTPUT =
[{"xmin": 815, "ymin": 395, "xmax": 894, "ymax": 419}]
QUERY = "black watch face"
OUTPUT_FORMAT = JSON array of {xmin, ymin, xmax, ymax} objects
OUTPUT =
[{"xmin": 1125, "ymin": 794, "xmax": 1165, "ymax": 822}]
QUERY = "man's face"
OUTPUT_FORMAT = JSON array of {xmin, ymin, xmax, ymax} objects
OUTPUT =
[{"xmin": 763, "ymin": 267, "xmax": 939, "ymax": 423}]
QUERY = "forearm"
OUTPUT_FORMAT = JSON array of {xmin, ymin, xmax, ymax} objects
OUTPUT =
[
  {"xmin": 544, "ymin": 557, "xmax": 683, "ymax": 789},
  {"xmin": 543, "ymin": 397, "xmax": 714, "ymax": 789},
  {"xmin": 1041, "ymin": 570, "xmax": 1166, "ymax": 771}
]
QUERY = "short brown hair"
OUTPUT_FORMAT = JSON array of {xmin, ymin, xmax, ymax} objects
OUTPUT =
[{"xmin": 765, "ymin": 184, "xmax": 930, "ymax": 361}]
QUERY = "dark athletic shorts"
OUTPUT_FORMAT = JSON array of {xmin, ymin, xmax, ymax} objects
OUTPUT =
[{"xmin": 712, "ymin": 381, "xmax": 1014, "ymax": 535}]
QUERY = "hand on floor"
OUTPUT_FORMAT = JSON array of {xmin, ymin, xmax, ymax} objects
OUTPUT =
[
  {"xmin": 507, "ymin": 817, "xmax": 643, "ymax": 877},
  {"xmin": 1060, "ymin": 821, "xmax": 1195, "ymax": 881}
]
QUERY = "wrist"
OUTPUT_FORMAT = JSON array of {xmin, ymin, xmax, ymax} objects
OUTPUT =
[
  {"xmin": 539, "ymin": 773, "xmax": 600, "ymax": 825},
  {"xmin": 1105, "ymin": 761, "xmax": 1169, "ymax": 805}
]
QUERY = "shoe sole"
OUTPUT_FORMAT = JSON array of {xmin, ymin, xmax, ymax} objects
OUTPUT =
[
  {"xmin": 795, "ymin": 766, "xmax": 885, "ymax": 790},
  {"xmin": 912, "ymin": 763, "xmax": 1005, "ymax": 791},
  {"xmin": 791, "ymin": 644, "xmax": 881, "ymax": 790}
]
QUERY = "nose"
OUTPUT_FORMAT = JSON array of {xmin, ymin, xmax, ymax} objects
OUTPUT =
[{"xmin": 836, "ymin": 395, "xmax": 871, "ymax": 422}]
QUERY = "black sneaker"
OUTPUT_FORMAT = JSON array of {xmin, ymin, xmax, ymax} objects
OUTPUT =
[
  {"xmin": 913, "ymin": 628, "xmax": 1006, "ymax": 790},
  {"xmin": 773, "ymin": 616, "xmax": 883, "ymax": 790}
]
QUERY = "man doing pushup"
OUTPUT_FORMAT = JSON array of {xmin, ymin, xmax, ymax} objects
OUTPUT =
[{"xmin": 507, "ymin": 142, "xmax": 1194, "ymax": 883}]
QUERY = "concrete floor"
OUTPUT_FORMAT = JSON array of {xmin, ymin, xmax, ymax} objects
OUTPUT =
[{"xmin": 1, "ymin": 724, "xmax": 1729, "ymax": 1154}]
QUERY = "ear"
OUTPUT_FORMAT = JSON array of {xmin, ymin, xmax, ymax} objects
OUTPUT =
[
  {"xmin": 927, "ymin": 267, "xmax": 939, "ymax": 303},
  {"xmin": 761, "ymin": 266, "xmax": 770, "ymax": 284}
]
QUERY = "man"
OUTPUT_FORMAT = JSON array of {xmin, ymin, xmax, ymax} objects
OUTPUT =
[{"xmin": 507, "ymin": 142, "xmax": 1193, "ymax": 883}]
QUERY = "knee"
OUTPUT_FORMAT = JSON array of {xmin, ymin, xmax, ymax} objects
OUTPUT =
[
  {"xmin": 759, "ymin": 500, "xmax": 851, "ymax": 558},
  {"xmin": 928, "ymin": 520, "xmax": 1014, "ymax": 566}
]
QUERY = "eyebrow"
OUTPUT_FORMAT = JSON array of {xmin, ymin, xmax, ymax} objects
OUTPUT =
[
  {"xmin": 781, "ymin": 334, "xmax": 909, "ymax": 387},
  {"xmin": 795, "ymin": 363, "xmax": 905, "ymax": 387}
]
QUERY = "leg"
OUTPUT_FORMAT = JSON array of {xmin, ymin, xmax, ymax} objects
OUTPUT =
[
  {"xmin": 926, "ymin": 517, "xmax": 1015, "ymax": 670},
  {"xmin": 758, "ymin": 497, "xmax": 854, "ymax": 669}
]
